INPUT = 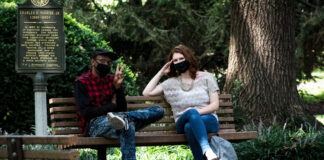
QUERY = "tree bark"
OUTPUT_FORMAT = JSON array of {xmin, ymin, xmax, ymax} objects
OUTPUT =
[{"xmin": 224, "ymin": 0, "xmax": 304, "ymax": 123}]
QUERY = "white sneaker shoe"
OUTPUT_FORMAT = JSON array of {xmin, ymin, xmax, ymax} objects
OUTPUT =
[
  {"xmin": 107, "ymin": 112, "xmax": 128, "ymax": 130},
  {"xmin": 205, "ymin": 149, "xmax": 219, "ymax": 160}
]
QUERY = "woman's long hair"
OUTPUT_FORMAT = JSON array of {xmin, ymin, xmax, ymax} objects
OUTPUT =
[{"xmin": 167, "ymin": 44, "xmax": 198, "ymax": 79}]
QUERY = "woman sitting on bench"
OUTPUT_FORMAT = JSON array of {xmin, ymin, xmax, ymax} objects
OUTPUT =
[{"xmin": 143, "ymin": 44, "xmax": 220, "ymax": 160}]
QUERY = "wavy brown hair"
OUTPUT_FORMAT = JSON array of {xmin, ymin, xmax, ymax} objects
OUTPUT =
[{"xmin": 167, "ymin": 44, "xmax": 198, "ymax": 79}]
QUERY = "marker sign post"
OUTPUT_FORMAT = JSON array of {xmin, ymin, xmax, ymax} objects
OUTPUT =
[{"xmin": 16, "ymin": 0, "xmax": 65, "ymax": 135}]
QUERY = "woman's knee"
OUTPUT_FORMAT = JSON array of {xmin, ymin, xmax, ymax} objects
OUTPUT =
[{"xmin": 185, "ymin": 108, "xmax": 200, "ymax": 119}]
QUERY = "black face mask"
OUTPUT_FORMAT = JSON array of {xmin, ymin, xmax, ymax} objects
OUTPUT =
[
  {"xmin": 174, "ymin": 61, "xmax": 190, "ymax": 74},
  {"xmin": 96, "ymin": 63, "xmax": 111, "ymax": 77}
]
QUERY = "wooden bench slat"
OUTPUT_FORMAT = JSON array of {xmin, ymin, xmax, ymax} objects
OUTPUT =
[
  {"xmin": 49, "ymin": 98, "xmax": 75, "ymax": 104},
  {"xmin": 73, "ymin": 133, "xmax": 218, "ymax": 146},
  {"xmin": 156, "ymin": 118, "xmax": 174, "ymax": 123},
  {"xmin": 53, "ymin": 129, "xmax": 82, "ymax": 135},
  {"xmin": 52, "ymin": 122, "xmax": 79, "ymax": 128},
  {"xmin": 219, "ymin": 124, "xmax": 235, "ymax": 129},
  {"xmin": 0, "ymin": 135, "xmax": 77, "ymax": 145},
  {"xmin": 128, "ymin": 103, "xmax": 169, "ymax": 108},
  {"xmin": 0, "ymin": 150, "xmax": 7, "ymax": 159},
  {"xmin": 0, "ymin": 150, "xmax": 79, "ymax": 159},
  {"xmin": 24, "ymin": 150, "xmax": 79, "ymax": 160},
  {"xmin": 140, "ymin": 123, "xmax": 235, "ymax": 132},
  {"xmin": 50, "ymin": 106, "xmax": 77, "ymax": 113},
  {"xmin": 218, "ymin": 94, "xmax": 232, "ymax": 99},
  {"xmin": 217, "ymin": 109, "xmax": 233, "ymax": 114},
  {"xmin": 218, "ymin": 131, "xmax": 258, "ymax": 141},
  {"xmin": 127, "ymin": 102, "xmax": 232, "ymax": 109},
  {"xmin": 50, "ymin": 110, "xmax": 233, "ymax": 119},
  {"xmin": 49, "ymin": 95, "xmax": 232, "ymax": 104},
  {"xmin": 156, "ymin": 117, "xmax": 234, "ymax": 123},
  {"xmin": 72, "ymin": 131, "xmax": 255, "ymax": 147},
  {"xmin": 140, "ymin": 126, "xmax": 175, "ymax": 132},
  {"xmin": 51, "ymin": 114, "xmax": 77, "ymax": 120},
  {"xmin": 50, "ymin": 117, "xmax": 234, "ymax": 128},
  {"xmin": 126, "ymin": 96, "xmax": 165, "ymax": 101},
  {"xmin": 218, "ymin": 129, "xmax": 236, "ymax": 133},
  {"xmin": 218, "ymin": 117, "xmax": 234, "ymax": 121},
  {"xmin": 219, "ymin": 102, "xmax": 233, "ymax": 106}
]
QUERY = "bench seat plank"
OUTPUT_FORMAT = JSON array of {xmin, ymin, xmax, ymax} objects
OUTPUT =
[
  {"xmin": 24, "ymin": 150, "xmax": 79, "ymax": 159},
  {"xmin": 0, "ymin": 135, "xmax": 79, "ymax": 160},
  {"xmin": 0, "ymin": 135, "xmax": 77, "ymax": 145},
  {"xmin": 0, "ymin": 150, "xmax": 79, "ymax": 160},
  {"xmin": 70, "ymin": 131, "xmax": 257, "ymax": 147}
]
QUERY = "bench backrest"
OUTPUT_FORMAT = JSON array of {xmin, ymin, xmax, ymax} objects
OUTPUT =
[{"xmin": 49, "ymin": 94, "xmax": 235, "ymax": 135}]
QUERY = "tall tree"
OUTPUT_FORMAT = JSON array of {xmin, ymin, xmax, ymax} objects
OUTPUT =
[
  {"xmin": 59, "ymin": 0, "xmax": 231, "ymax": 91},
  {"xmin": 224, "ymin": 0, "xmax": 305, "ymax": 122}
]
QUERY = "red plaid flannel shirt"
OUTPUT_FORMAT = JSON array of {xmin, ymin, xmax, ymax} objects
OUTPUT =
[{"xmin": 75, "ymin": 70, "xmax": 115, "ymax": 135}]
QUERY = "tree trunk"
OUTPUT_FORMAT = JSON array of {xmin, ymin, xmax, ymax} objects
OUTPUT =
[{"xmin": 224, "ymin": 0, "xmax": 304, "ymax": 123}]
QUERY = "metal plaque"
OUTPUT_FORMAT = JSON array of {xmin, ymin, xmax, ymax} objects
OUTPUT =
[{"xmin": 16, "ymin": 0, "xmax": 65, "ymax": 73}]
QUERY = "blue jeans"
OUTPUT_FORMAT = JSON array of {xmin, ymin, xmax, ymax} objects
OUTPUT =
[
  {"xmin": 88, "ymin": 106, "xmax": 164, "ymax": 160},
  {"xmin": 176, "ymin": 109, "xmax": 219, "ymax": 160}
]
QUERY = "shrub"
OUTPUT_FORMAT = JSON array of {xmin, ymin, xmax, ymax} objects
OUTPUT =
[
  {"xmin": 0, "ymin": 2, "xmax": 138, "ymax": 134},
  {"xmin": 233, "ymin": 121, "xmax": 324, "ymax": 159}
]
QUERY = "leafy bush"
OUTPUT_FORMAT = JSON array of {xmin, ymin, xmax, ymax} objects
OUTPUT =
[
  {"xmin": 233, "ymin": 121, "xmax": 324, "ymax": 160},
  {"xmin": 78, "ymin": 145, "xmax": 192, "ymax": 160},
  {"xmin": 0, "ymin": 2, "xmax": 34, "ymax": 134},
  {"xmin": 0, "ymin": 2, "xmax": 138, "ymax": 134}
]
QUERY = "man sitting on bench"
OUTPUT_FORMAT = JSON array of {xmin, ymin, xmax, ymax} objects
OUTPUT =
[{"xmin": 74, "ymin": 48, "xmax": 164, "ymax": 160}]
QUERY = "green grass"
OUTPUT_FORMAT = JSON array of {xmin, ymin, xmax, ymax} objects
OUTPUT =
[
  {"xmin": 315, "ymin": 115, "xmax": 324, "ymax": 125},
  {"xmin": 298, "ymin": 69, "xmax": 324, "ymax": 103},
  {"xmin": 78, "ymin": 145, "xmax": 193, "ymax": 160},
  {"xmin": 298, "ymin": 69, "xmax": 324, "ymax": 125}
]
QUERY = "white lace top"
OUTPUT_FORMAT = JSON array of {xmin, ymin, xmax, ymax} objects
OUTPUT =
[{"xmin": 160, "ymin": 71, "xmax": 220, "ymax": 122}]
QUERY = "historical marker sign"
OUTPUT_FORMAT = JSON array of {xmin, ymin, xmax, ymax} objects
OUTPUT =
[{"xmin": 16, "ymin": 0, "xmax": 65, "ymax": 73}]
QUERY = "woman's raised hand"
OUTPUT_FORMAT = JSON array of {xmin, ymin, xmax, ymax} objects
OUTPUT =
[{"xmin": 160, "ymin": 60, "xmax": 172, "ymax": 75}]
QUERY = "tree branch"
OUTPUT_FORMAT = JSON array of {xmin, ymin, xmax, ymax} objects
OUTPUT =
[
  {"xmin": 90, "ymin": 0, "xmax": 110, "ymax": 18},
  {"xmin": 298, "ymin": 0, "xmax": 318, "ymax": 9}
]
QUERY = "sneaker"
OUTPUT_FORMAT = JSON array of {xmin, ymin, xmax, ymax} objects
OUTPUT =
[
  {"xmin": 205, "ymin": 149, "xmax": 219, "ymax": 160},
  {"xmin": 107, "ymin": 112, "xmax": 129, "ymax": 130}
]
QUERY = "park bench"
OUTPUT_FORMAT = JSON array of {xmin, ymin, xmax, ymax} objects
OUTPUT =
[
  {"xmin": 49, "ymin": 94, "xmax": 258, "ymax": 160},
  {"xmin": 0, "ymin": 135, "xmax": 79, "ymax": 160}
]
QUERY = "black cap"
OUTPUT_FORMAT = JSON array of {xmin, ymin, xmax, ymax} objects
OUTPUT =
[{"xmin": 92, "ymin": 48, "xmax": 118, "ymax": 60}]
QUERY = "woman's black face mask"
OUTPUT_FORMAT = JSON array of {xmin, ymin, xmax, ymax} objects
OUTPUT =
[
  {"xmin": 96, "ymin": 63, "xmax": 111, "ymax": 77},
  {"xmin": 173, "ymin": 60, "xmax": 189, "ymax": 74}
]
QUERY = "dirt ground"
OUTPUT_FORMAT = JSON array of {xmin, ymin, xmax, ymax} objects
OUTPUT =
[{"xmin": 306, "ymin": 102, "xmax": 324, "ymax": 114}]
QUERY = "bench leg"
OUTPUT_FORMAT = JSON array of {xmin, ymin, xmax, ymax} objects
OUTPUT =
[
  {"xmin": 7, "ymin": 138, "xmax": 23, "ymax": 160},
  {"xmin": 97, "ymin": 147, "xmax": 106, "ymax": 160}
]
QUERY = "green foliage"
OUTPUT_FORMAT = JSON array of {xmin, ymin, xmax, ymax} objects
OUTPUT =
[
  {"xmin": 0, "ymin": 2, "xmax": 138, "ymax": 134},
  {"xmin": 60, "ymin": 0, "xmax": 324, "ymax": 91},
  {"xmin": 78, "ymin": 145, "xmax": 192, "ymax": 160},
  {"xmin": 1, "ymin": 0, "xmax": 25, "ymax": 3},
  {"xmin": 296, "ymin": 4, "xmax": 324, "ymax": 81},
  {"xmin": 315, "ymin": 115, "xmax": 324, "ymax": 125},
  {"xmin": 59, "ymin": 0, "xmax": 231, "ymax": 91},
  {"xmin": 299, "ymin": 90, "xmax": 324, "ymax": 103},
  {"xmin": 0, "ymin": 2, "xmax": 34, "ymax": 134},
  {"xmin": 233, "ymin": 122, "xmax": 324, "ymax": 160},
  {"xmin": 297, "ymin": 69, "xmax": 324, "ymax": 103}
]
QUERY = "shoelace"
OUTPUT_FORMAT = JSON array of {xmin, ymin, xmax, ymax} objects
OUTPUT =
[{"xmin": 124, "ymin": 117, "xmax": 129, "ymax": 130}]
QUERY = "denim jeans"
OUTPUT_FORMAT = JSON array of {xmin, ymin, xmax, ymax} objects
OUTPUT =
[
  {"xmin": 88, "ymin": 106, "xmax": 164, "ymax": 160},
  {"xmin": 175, "ymin": 109, "xmax": 219, "ymax": 160}
]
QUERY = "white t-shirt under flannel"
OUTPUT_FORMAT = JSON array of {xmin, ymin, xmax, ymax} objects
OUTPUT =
[{"xmin": 160, "ymin": 71, "xmax": 220, "ymax": 122}]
